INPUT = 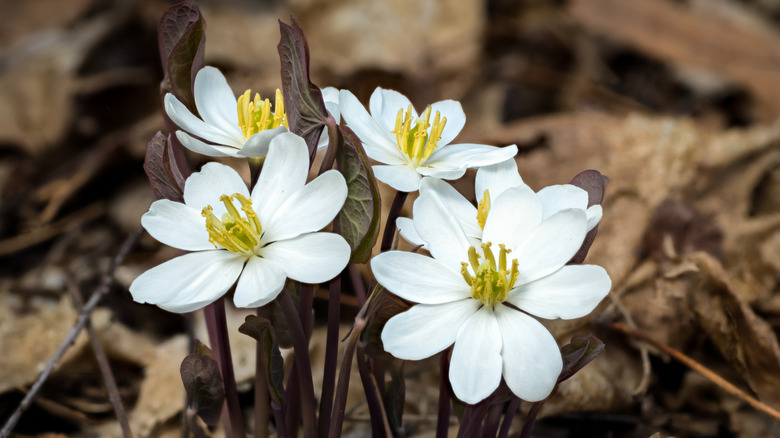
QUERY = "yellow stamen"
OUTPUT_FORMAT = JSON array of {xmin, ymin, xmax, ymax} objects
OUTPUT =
[
  {"xmin": 236, "ymin": 89, "xmax": 288, "ymax": 139},
  {"xmin": 391, "ymin": 104, "xmax": 447, "ymax": 166},
  {"xmin": 476, "ymin": 190, "xmax": 491, "ymax": 230},
  {"xmin": 463, "ymin": 241, "xmax": 519, "ymax": 307},
  {"xmin": 202, "ymin": 193, "xmax": 263, "ymax": 254}
]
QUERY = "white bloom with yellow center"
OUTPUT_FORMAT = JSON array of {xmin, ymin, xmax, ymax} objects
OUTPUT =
[
  {"xmin": 339, "ymin": 88, "xmax": 518, "ymax": 192},
  {"xmin": 130, "ymin": 132, "xmax": 350, "ymax": 312},
  {"xmin": 373, "ymin": 184, "xmax": 611, "ymax": 404},
  {"xmin": 397, "ymin": 158, "xmax": 603, "ymax": 249},
  {"xmin": 165, "ymin": 66, "xmax": 292, "ymax": 158}
]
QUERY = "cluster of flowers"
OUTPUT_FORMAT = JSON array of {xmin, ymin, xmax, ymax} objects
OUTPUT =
[{"xmin": 131, "ymin": 66, "xmax": 611, "ymax": 404}]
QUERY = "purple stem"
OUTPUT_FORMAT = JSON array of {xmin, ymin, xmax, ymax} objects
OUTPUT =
[
  {"xmin": 436, "ymin": 350, "xmax": 452, "ymax": 438},
  {"xmin": 317, "ymin": 271, "xmax": 343, "ymax": 437},
  {"xmin": 277, "ymin": 290, "xmax": 317, "ymax": 438},
  {"xmin": 497, "ymin": 398, "xmax": 520, "ymax": 438},
  {"xmin": 204, "ymin": 299, "xmax": 246, "ymax": 438}
]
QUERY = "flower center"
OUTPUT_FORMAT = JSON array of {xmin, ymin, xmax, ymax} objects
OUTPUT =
[
  {"xmin": 202, "ymin": 193, "xmax": 263, "ymax": 254},
  {"xmin": 236, "ymin": 89, "xmax": 288, "ymax": 139},
  {"xmin": 476, "ymin": 189, "xmax": 491, "ymax": 230},
  {"xmin": 461, "ymin": 242, "xmax": 519, "ymax": 307},
  {"xmin": 392, "ymin": 105, "xmax": 447, "ymax": 166}
]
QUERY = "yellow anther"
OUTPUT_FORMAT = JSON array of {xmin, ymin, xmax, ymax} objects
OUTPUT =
[
  {"xmin": 236, "ymin": 89, "xmax": 288, "ymax": 139},
  {"xmin": 477, "ymin": 190, "xmax": 491, "ymax": 230},
  {"xmin": 391, "ymin": 104, "xmax": 447, "ymax": 166},
  {"xmin": 463, "ymin": 242, "xmax": 519, "ymax": 307},
  {"xmin": 202, "ymin": 193, "xmax": 263, "ymax": 255}
]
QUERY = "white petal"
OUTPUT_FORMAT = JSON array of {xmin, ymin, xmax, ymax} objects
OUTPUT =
[
  {"xmin": 396, "ymin": 217, "xmax": 425, "ymax": 248},
  {"xmin": 417, "ymin": 168, "xmax": 467, "ymax": 181},
  {"xmin": 419, "ymin": 178, "xmax": 481, "ymax": 240},
  {"xmin": 339, "ymin": 90, "xmax": 405, "ymax": 165},
  {"xmin": 481, "ymin": 185, "xmax": 542, "ymax": 251},
  {"xmin": 193, "ymin": 67, "xmax": 243, "ymax": 140},
  {"xmin": 370, "ymin": 251, "xmax": 471, "ymax": 304},
  {"xmin": 260, "ymin": 233, "xmax": 349, "ymax": 284},
  {"xmin": 381, "ymin": 299, "xmax": 480, "ymax": 361},
  {"xmin": 237, "ymin": 126, "xmax": 288, "ymax": 158},
  {"xmin": 428, "ymin": 100, "xmax": 465, "ymax": 146},
  {"xmin": 449, "ymin": 307, "xmax": 503, "ymax": 404},
  {"xmin": 586, "ymin": 204, "xmax": 602, "ymax": 231},
  {"xmin": 495, "ymin": 305, "xmax": 562, "ymax": 402},
  {"xmin": 176, "ymin": 131, "xmax": 240, "ymax": 158},
  {"xmin": 141, "ymin": 200, "xmax": 212, "ymax": 251},
  {"xmin": 413, "ymin": 191, "xmax": 471, "ymax": 273},
  {"xmin": 369, "ymin": 87, "xmax": 415, "ymax": 134},
  {"xmin": 372, "ymin": 164, "xmax": 422, "ymax": 192},
  {"xmin": 165, "ymin": 94, "xmax": 243, "ymax": 147},
  {"xmin": 129, "ymin": 250, "xmax": 246, "ymax": 313},
  {"xmin": 537, "ymin": 185, "xmax": 588, "ymax": 219},
  {"xmin": 514, "ymin": 209, "xmax": 588, "ymax": 286},
  {"xmin": 426, "ymin": 143, "xmax": 517, "ymax": 171},
  {"xmin": 263, "ymin": 170, "xmax": 347, "ymax": 242},
  {"xmin": 251, "ymin": 133, "xmax": 309, "ymax": 224},
  {"xmin": 322, "ymin": 86, "xmax": 341, "ymax": 121},
  {"xmin": 507, "ymin": 265, "xmax": 611, "ymax": 320},
  {"xmin": 475, "ymin": 158, "xmax": 524, "ymax": 203},
  {"xmin": 183, "ymin": 162, "xmax": 249, "ymax": 215},
  {"xmin": 233, "ymin": 256, "xmax": 286, "ymax": 308}
]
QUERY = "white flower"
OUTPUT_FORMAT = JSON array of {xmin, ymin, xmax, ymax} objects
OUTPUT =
[
  {"xmin": 397, "ymin": 158, "xmax": 603, "ymax": 249},
  {"xmin": 373, "ymin": 183, "xmax": 611, "ymax": 404},
  {"xmin": 339, "ymin": 87, "xmax": 518, "ymax": 192},
  {"xmin": 130, "ymin": 132, "xmax": 350, "ymax": 312},
  {"xmin": 165, "ymin": 66, "xmax": 290, "ymax": 158}
]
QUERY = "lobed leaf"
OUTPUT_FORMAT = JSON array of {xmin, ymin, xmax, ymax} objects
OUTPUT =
[
  {"xmin": 238, "ymin": 315, "xmax": 287, "ymax": 406},
  {"xmin": 158, "ymin": 0, "xmax": 206, "ymax": 112},
  {"xmin": 180, "ymin": 340, "xmax": 225, "ymax": 426},
  {"xmin": 278, "ymin": 17, "xmax": 330, "ymax": 166},
  {"xmin": 558, "ymin": 333, "xmax": 605, "ymax": 383},
  {"xmin": 143, "ymin": 132, "xmax": 186, "ymax": 202},
  {"xmin": 568, "ymin": 169, "xmax": 610, "ymax": 264},
  {"xmin": 335, "ymin": 125, "xmax": 382, "ymax": 264}
]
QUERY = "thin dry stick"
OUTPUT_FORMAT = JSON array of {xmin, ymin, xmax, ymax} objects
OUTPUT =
[
  {"xmin": 0, "ymin": 229, "xmax": 143, "ymax": 438},
  {"xmin": 66, "ymin": 276, "xmax": 133, "ymax": 438},
  {"xmin": 611, "ymin": 321, "xmax": 780, "ymax": 421}
]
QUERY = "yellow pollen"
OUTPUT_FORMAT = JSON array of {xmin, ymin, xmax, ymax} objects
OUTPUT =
[
  {"xmin": 460, "ymin": 242, "xmax": 519, "ymax": 307},
  {"xmin": 236, "ymin": 89, "xmax": 288, "ymax": 139},
  {"xmin": 391, "ymin": 104, "xmax": 447, "ymax": 166},
  {"xmin": 202, "ymin": 193, "xmax": 263, "ymax": 254},
  {"xmin": 476, "ymin": 189, "xmax": 491, "ymax": 230}
]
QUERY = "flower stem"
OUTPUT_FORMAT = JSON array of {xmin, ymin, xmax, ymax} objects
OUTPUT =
[
  {"xmin": 317, "ymin": 270, "xmax": 343, "ymax": 437},
  {"xmin": 380, "ymin": 190, "xmax": 409, "ymax": 252},
  {"xmin": 317, "ymin": 121, "xmax": 339, "ymax": 176},
  {"xmin": 276, "ymin": 289, "xmax": 317, "ymax": 438},
  {"xmin": 482, "ymin": 402, "xmax": 504, "ymax": 438},
  {"xmin": 356, "ymin": 344, "xmax": 386, "ymax": 437},
  {"xmin": 254, "ymin": 307, "xmax": 270, "ymax": 438},
  {"xmin": 328, "ymin": 286, "xmax": 378, "ymax": 438},
  {"xmin": 497, "ymin": 398, "xmax": 520, "ymax": 438},
  {"xmin": 204, "ymin": 299, "xmax": 246, "ymax": 438},
  {"xmin": 436, "ymin": 349, "xmax": 451, "ymax": 438}
]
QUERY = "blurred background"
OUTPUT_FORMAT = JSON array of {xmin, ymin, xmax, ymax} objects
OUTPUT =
[{"xmin": 1, "ymin": 0, "xmax": 780, "ymax": 436}]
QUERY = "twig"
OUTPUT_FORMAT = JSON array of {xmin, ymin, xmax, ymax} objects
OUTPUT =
[
  {"xmin": 0, "ymin": 203, "xmax": 104, "ymax": 257},
  {"xmin": 65, "ymin": 275, "xmax": 133, "ymax": 438},
  {"xmin": 0, "ymin": 229, "xmax": 142, "ymax": 438},
  {"xmin": 611, "ymin": 321, "xmax": 780, "ymax": 421}
]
